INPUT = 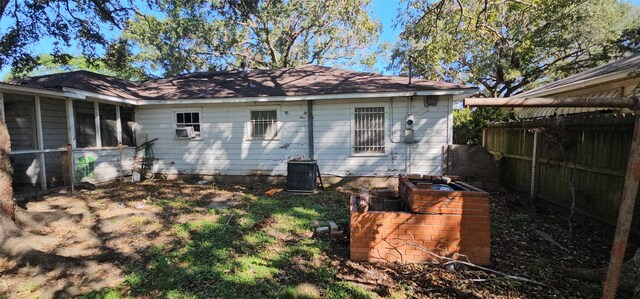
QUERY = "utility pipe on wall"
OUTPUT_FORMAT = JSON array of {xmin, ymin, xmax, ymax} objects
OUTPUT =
[{"xmin": 307, "ymin": 100, "xmax": 314, "ymax": 160}]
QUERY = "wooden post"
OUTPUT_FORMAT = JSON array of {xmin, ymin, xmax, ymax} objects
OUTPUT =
[
  {"xmin": 66, "ymin": 99, "xmax": 76, "ymax": 149},
  {"xmin": 94, "ymin": 102, "xmax": 101, "ymax": 148},
  {"xmin": 482, "ymin": 128, "xmax": 487, "ymax": 148},
  {"xmin": 530, "ymin": 130, "xmax": 540, "ymax": 200},
  {"xmin": 66, "ymin": 99, "xmax": 76, "ymax": 192},
  {"xmin": 0, "ymin": 91, "xmax": 4, "ymax": 121},
  {"xmin": 66, "ymin": 144, "xmax": 74, "ymax": 193},
  {"xmin": 116, "ymin": 105, "xmax": 123, "ymax": 144},
  {"xmin": 601, "ymin": 114, "xmax": 640, "ymax": 298},
  {"xmin": 116, "ymin": 105, "xmax": 123, "ymax": 172},
  {"xmin": 34, "ymin": 96, "xmax": 47, "ymax": 191}
]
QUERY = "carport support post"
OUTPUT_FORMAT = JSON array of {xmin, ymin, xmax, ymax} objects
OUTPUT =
[
  {"xmin": 602, "ymin": 113, "xmax": 640, "ymax": 299},
  {"xmin": 34, "ymin": 96, "xmax": 47, "ymax": 191},
  {"xmin": 530, "ymin": 130, "xmax": 540, "ymax": 200}
]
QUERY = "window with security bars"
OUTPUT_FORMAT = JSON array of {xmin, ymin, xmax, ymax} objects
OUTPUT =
[
  {"xmin": 353, "ymin": 107, "xmax": 385, "ymax": 154},
  {"xmin": 176, "ymin": 112, "xmax": 201, "ymax": 137},
  {"xmin": 250, "ymin": 110, "xmax": 277, "ymax": 139}
]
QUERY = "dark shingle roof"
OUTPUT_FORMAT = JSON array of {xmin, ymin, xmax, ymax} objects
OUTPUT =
[{"xmin": 12, "ymin": 65, "xmax": 473, "ymax": 100}]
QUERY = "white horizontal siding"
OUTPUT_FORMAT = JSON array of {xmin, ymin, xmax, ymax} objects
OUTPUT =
[
  {"xmin": 134, "ymin": 97, "xmax": 452, "ymax": 177},
  {"xmin": 136, "ymin": 103, "xmax": 309, "ymax": 176},
  {"xmin": 313, "ymin": 97, "xmax": 450, "ymax": 176},
  {"xmin": 73, "ymin": 148, "xmax": 135, "ymax": 183}
]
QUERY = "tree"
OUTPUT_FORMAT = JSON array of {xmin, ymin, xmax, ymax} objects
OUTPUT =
[
  {"xmin": 453, "ymin": 107, "xmax": 513, "ymax": 145},
  {"xmin": 0, "ymin": 0, "xmax": 134, "ymax": 76},
  {"xmin": 0, "ymin": 120, "xmax": 13, "ymax": 222},
  {"xmin": 614, "ymin": 23, "xmax": 640, "ymax": 54},
  {"xmin": 392, "ymin": 0, "xmax": 640, "ymax": 97},
  {"xmin": 1, "ymin": 54, "xmax": 143, "ymax": 80},
  {"xmin": 120, "ymin": 0, "xmax": 382, "ymax": 76}
]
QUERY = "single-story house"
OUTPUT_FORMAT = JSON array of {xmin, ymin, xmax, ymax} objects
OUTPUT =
[{"xmin": 0, "ymin": 65, "xmax": 476, "ymax": 194}]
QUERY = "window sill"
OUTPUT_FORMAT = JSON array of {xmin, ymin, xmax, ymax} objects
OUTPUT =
[
  {"xmin": 75, "ymin": 146, "xmax": 135, "ymax": 150},
  {"xmin": 351, "ymin": 152, "xmax": 388, "ymax": 157},
  {"xmin": 245, "ymin": 137, "xmax": 281, "ymax": 141}
]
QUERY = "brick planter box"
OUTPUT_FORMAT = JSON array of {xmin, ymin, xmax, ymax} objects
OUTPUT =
[
  {"xmin": 350, "ymin": 177, "xmax": 491, "ymax": 265},
  {"xmin": 398, "ymin": 175, "xmax": 489, "ymax": 214}
]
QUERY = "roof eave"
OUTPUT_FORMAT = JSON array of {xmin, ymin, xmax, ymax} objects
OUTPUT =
[
  {"xmin": 62, "ymin": 88, "xmax": 139, "ymax": 105},
  {"xmin": 1, "ymin": 83, "xmax": 478, "ymax": 106},
  {"xmin": 138, "ymin": 88, "xmax": 478, "ymax": 105},
  {"xmin": 0, "ymin": 83, "xmax": 71, "ymax": 99},
  {"xmin": 0, "ymin": 83, "xmax": 139, "ymax": 106}
]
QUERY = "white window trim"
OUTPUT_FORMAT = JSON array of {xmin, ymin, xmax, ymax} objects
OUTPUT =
[
  {"xmin": 246, "ymin": 107, "xmax": 281, "ymax": 141},
  {"xmin": 350, "ymin": 103, "xmax": 389, "ymax": 157},
  {"xmin": 174, "ymin": 108, "xmax": 203, "ymax": 141}
]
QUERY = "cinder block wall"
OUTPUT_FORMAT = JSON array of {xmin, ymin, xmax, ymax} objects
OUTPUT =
[{"xmin": 349, "ymin": 189, "xmax": 490, "ymax": 265}]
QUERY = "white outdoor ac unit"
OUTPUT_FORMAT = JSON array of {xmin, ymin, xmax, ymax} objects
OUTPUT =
[{"xmin": 175, "ymin": 127, "xmax": 195, "ymax": 139}]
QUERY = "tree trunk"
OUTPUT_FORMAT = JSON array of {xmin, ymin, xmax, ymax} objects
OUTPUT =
[{"xmin": 0, "ymin": 119, "xmax": 14, "ymax": 222}]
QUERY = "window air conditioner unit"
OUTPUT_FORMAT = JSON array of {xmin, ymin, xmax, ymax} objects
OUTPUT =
[{"xmin": 175, "ymin": 127, "xmax": 195, "ymax": 139}]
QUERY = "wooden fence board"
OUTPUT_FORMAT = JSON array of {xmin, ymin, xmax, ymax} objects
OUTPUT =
[{"xmin": 485, "ymin": 114, "xmax": 639, "ymax": 232}]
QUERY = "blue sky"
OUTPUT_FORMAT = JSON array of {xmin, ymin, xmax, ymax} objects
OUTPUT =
[
  {"xmin": 372, "ymin": 0, "xmax": 403, "ymax": 48},
  {"xmin": 0, "ymin": 0, "xmax": 638, "ymax": 77}
]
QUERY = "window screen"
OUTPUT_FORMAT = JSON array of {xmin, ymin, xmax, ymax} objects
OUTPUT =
[
  {"xmin": 74, "ymin": 101, "xmax": 96, "ymax": 148},
  {"xmin": 176, "ymin": 112, "xmax": 201, "ymax": 137},
  {"xmin": 99, "ymin": 103, "xmax": 118, "ymax": 147},
  {"xmin": 250, "ymin": 110, "xmax": 277, "ymax": 139},
  {"xmin": 353, "ymin": 107, "xmax": 385, "ymax": 154},
  {"xmin": 120, "ymin": 106, "xmax": 136, "ymax": 146}
]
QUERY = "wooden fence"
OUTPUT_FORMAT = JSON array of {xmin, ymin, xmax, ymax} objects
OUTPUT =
[{"xmin": 484, "ymin": 113, "xmax": 640, "ymax": 231}]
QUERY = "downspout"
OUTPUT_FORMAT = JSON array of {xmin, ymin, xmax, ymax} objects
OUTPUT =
[{"xmin": 307, "ymin": 100, "xmax": 314, "ymax": 160}]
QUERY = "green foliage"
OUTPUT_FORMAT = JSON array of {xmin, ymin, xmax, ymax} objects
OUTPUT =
[
  {"xmin": 2, "ymin": 54, "xmax": 145, "ymax": 81},
  {"xmin": 453, "ymin": 107, "xmax": 513, "ymax": 145},
  {"xmin": 614, "ymin": 23, "xmax": 640, "ymax": 54},
  {"xmin": 120, "ymin": 0, "xmax": 382, "ymax": 76},
  {"xmin": 393, "ymin": 0, "xmax": 640, "ymax": 97},
  {"xmin": 0, "ymin": 0, "xmax": 133, "ymax": 76}
]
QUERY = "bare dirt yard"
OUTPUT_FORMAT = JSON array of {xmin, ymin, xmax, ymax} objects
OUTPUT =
[{"xmin": 0, "ymin": 181, "xmax": 637, "ymax": 298}]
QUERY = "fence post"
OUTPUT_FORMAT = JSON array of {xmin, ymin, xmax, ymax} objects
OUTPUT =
[
  {"xmin": 482, "ymin": 128, "xmax": 487, "ymax": 148},
  {"xmin": 530, "ymin": 130, "xmax": 540, "ymax": 200}
]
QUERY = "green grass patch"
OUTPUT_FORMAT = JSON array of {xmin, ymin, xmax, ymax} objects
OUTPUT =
[{"xmin": 93, "ymin": 189, "xmax": 370, "ymax": 299}]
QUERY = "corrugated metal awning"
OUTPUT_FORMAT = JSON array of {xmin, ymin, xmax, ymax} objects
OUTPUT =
[{"xmin": 516, "ymin": 88, "xmax": 622, "ymax": 119}]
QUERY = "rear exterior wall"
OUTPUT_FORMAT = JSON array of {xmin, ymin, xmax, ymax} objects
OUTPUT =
[{"xmin": 135, "ymin": 97, "xmax": 453, "ymax": 178}]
